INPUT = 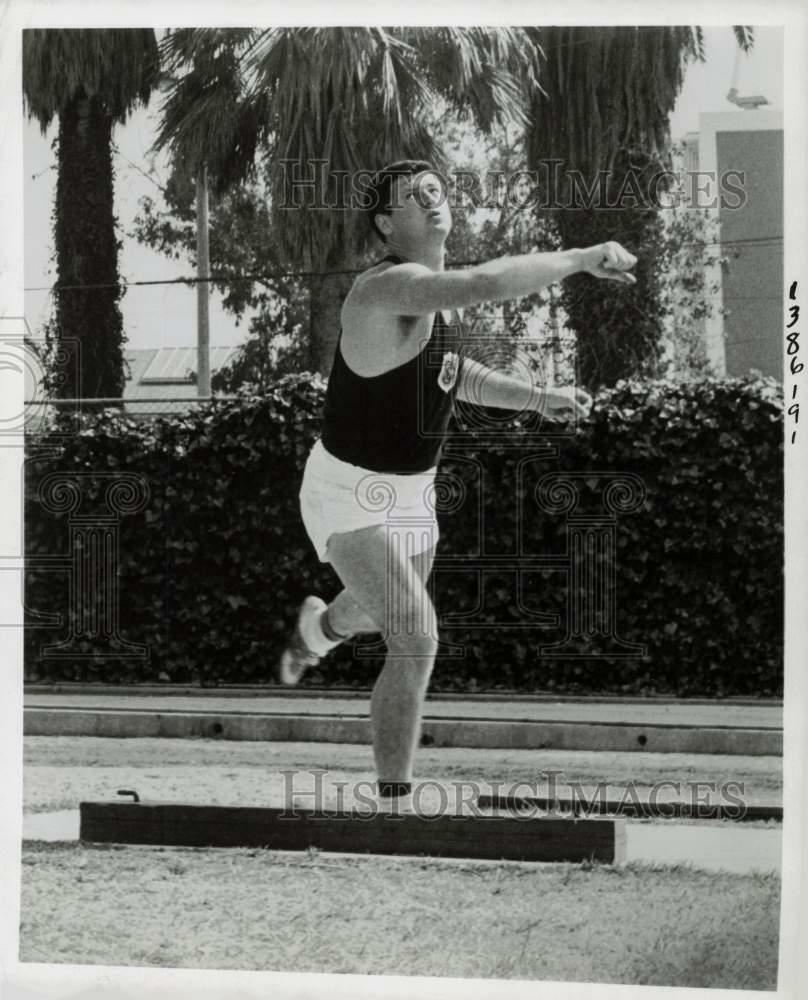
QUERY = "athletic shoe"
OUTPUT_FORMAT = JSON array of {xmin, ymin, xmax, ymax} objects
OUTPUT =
[
  {"xmin": 277, "ymin": 595, "xmax": 327, "ymax": 686},
  {"xmin": 374, "ymin": 794, "xmax": 415, "ymax": 816}
]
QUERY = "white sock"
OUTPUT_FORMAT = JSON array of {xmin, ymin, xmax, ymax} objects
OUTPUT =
[{"xmin": 300, "ymin": 606, "xmax": 341, "ymax": 657}]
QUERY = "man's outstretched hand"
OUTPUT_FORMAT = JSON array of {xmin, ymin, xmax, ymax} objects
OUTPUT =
[
  {"xmin": 536, "ymin": 386, "xmax": 593, "ymax": 422},
  {"xmin": 580, "ymin": 242, "xmax": 637, "ymax": 285}
]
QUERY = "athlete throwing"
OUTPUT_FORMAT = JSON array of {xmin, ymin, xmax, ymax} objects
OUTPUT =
[{"xmin": 279, "ymin": 160, "xmax": 637, "ymax": 812}]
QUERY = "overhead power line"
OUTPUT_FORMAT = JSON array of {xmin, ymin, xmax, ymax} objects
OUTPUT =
[{"xmin": 23, "ymin": 234, "xmax": 784, "ymax": 295}]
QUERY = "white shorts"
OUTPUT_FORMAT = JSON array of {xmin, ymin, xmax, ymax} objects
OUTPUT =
[{"xmin": 299, "ymin": 439, "xmax": 440, "ymax": 563}]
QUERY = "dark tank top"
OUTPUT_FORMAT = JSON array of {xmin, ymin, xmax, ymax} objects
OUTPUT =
[{"xmin": 321, "ymin": 254, "xmax": 465, "ymax": 475}]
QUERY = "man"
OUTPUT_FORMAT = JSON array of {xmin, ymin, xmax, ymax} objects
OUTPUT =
[{"xmin": 279, "ymin": 159, "xmax": 637, "ymax": 812}]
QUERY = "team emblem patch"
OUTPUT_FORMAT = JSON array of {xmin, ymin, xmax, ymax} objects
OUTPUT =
[{"xmin": 438, "ymin": 351, "xmax": 460, "ymax": 392}]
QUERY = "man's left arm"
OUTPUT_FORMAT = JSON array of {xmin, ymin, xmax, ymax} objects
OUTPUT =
[
  {"xmin": 454, "ymin": 357, "xmax": 592, "ymax": 421},
  {"xmin": 455, "ymin": 357, "xmax": 544, "ymax": 411}
]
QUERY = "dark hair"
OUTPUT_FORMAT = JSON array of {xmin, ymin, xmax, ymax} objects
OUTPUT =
[{"xmin": 365, "ymin": 160, "xmax": 439, "ymax": 242}]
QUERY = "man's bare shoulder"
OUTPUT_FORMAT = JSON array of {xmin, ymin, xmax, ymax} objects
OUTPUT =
[
  {"xmin": 347, "ymin": 259, "xmax": 436, "ymax": 308},
  {"xmin": 344, "ymin": 260, "xmax": 419, "ymax": 324},
  {"xmin": 346, "ymin": 258, "xmax": 396, "ymax": 304}
]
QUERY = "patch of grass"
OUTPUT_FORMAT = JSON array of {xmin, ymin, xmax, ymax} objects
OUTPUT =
[{"xmin": 19, "ymin": 842, "xmax": 780, "ymax": 989}]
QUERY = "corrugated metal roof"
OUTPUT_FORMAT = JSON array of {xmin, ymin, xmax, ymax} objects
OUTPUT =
[
  {"xmin": 124, "ymin": 346, "xmax": 238, "ymax": 399},
  {"xmin": 124, "ymin": 349, "xmax": 159, "ymax": 395}
]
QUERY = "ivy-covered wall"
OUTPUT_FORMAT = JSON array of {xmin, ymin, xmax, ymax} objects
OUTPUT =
[{"xmin": 24, "ymin": 372, "xmax": 784, "ymax": 696}]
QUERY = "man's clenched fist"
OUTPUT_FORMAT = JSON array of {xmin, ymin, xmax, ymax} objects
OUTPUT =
[{"xmin": 579, "ymin": 241, "xmax": 637, "ymax": 285}]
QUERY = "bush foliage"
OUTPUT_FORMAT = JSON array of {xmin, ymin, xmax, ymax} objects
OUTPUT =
[{"xmin": 24, "ymin": 372, "xmax": 783, "ymax": 696}]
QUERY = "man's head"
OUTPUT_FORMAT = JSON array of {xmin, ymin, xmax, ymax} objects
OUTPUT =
[{"xmin": 366, "ymin": 160, "xmax": 451, "ymax": 245}]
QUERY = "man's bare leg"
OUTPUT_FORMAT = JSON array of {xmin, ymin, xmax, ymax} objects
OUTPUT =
[
  {"xmin": 326, "ymin": 543, "xmax": 436, "ymax": 638},
  {"xmin": 326, "ymin": 526, "xmax": 438, "ymax": 789},
  {"xmin": 369, "ymin": 633, "xmax": 435, "ymax": 785},
  {"xmin": 324, "ymin": 589, "xmax": 379, "ymax": 637},
  {"xmin": 277, "ymin": 544, "xmax": 434, "ymax": 686}
]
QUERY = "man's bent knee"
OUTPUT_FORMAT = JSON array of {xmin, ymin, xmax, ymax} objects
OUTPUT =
[{"xmin": 386, "ymin": 630, "xmax": 439, "ymax": 660}]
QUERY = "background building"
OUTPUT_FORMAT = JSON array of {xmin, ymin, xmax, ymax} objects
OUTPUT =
[{"xmin": 684, "ymin": 107, "xmax": 784, "ymax": 380}]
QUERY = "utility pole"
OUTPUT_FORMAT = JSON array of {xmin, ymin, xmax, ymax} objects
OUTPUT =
[{"xmin": 196, "ymin": 165, "xmax": 211, "ymax": 397}]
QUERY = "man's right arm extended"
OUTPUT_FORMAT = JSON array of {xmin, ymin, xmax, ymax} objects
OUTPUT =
[{"xmin": 354, "ymin": 243, "xmax": 638, "ymax": 316}]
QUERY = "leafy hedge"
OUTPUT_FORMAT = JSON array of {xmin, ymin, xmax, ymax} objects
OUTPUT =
[{"xmin": 24, "ymin": 372, "xmax": 783, "ymax": 696}]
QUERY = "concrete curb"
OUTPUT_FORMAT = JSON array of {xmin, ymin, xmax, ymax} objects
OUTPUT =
[
  {"xmin": 24, "ymin": 708, "xmax": 783, "ymax": 756},
  {"xmin": 23, "ymin": 684, "xmax": 784, "ymax": 707}
]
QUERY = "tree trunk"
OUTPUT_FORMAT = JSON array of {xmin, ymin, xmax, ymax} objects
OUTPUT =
[
  {"xmin": 52, "ymin": 91, "xmax": 126, "ymax": 401},
  {"xmin": 307, "ymin": 268, "xmax": 355, "ymax": 378},
  {"xmin": 553, "ymin": 149, "xmax": 669, "ymax": 391}
]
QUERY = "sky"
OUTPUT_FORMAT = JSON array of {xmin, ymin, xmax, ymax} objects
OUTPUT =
[{"xmin": 23, "ymin": 25, "xmax": 785, "ymax": 354}]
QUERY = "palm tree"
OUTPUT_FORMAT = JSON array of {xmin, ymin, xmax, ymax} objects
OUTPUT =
[
  {"xmin": 23, "ymin": 29, "xmax": 160, "ymax": 401},
  {"xmin": 525, "ymin": 26, "xmax": 755, "ymax": 388},
  {"xmin": 152, "ymin": 27, "xmax": 542, "ymax": 376},
  {"xmin": 528, "ymin": 28, "xmax": 752, "ymax": 187}
]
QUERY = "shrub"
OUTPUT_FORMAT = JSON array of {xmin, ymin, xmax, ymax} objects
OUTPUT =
[{"xmin": 24, "ymin": 371, "xmax": 783, "ymax": 696}]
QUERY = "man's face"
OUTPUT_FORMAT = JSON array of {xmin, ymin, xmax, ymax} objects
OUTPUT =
[{"xmin": 381, "ymin": 171, "xmax": 452, "ymax": 243}]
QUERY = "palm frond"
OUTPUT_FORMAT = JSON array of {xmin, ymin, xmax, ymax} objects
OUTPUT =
[
  {"xmin": 688, "ymin": 27, "xmax": 706, "ymax": 63},
  {"xmin": 151, "ymin": 29, "xmax": 267, "ymax": 194},
  {"xmin": 23, "ymin": 28, "xmax": 159, "ymax": 131},
  {"xmin": 526, "ymin": 23, "xmax": 752, "ymax": 185},
  {"xmin": 733, "ymin": 26, "xmax": 755, "ymax": 54},
  {"xmin": 402, "ymin": 26, "xmax": 543, "ymax": 130},
  {"xmin": 154, "ymin": 26, "xmax": 542, "ymax": 268}
]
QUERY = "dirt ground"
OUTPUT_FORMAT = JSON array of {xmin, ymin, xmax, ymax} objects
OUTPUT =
[
  {"xmin": 23, "ymin": 736, "xmax": 782, "ymax": 814},
  {"xmin": 18, "ymin": 735, "xmax": 783, "ymax": 988}
]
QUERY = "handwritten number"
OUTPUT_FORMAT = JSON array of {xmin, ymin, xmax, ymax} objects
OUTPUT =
[{"xmin": 787, "ymin": 284, "xmax": 800, "ymax": 445}]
